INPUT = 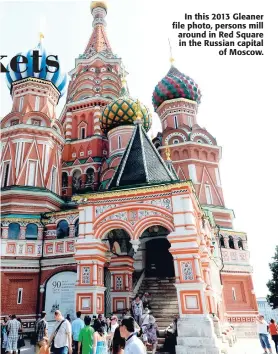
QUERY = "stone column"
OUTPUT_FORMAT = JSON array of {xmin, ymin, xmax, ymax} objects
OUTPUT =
[
  {"xmin": 234, "ymin": 237, "xmax": 239, "ymax": 250},
  {"xmin": 223, "ymin": 235, "xmax": 229, "ymax": 248},
  {"xmin": 74, "ymin": 238, "xmax": 107, "ymax": 316},
  {"xmin": 168, "ymin": 190, "xmax": 220, "ymax": 354},
  {"xmin": 19, "ymin": 226, "xmax": 26, "ymax": 240},
  {"xmin": 1, "ymin": 226, "xmax": 8, "ymax": 239},
  {"xmin": 242, "ymin": 240, "xmax": 248, "ymax": 250},
  {"xmin": 69, "ymin": 225, "xmax": 75, "ymax": 238},
  {"xmin": 81, "ymin": 174, "xmax": 86, "ymax": 189},
  {"xmin": 68, "ymin": 176, "xmax": 73, "ymax": 196},
  {"xmin": 108, "ymin": 256, "xmax": 134, "ymax": 314},
  {"xmin": 38, "ymin": 227, "xmax": 44, "ymax": 240}
]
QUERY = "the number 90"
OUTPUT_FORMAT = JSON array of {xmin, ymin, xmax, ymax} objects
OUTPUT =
[{"xmin": 52, "ymin": 281, "xmax": 61, "ymax": 288}]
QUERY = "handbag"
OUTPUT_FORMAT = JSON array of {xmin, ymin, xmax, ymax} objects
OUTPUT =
[
  {"xmin": 49, "ymin": 320, "xmax": 65, "ymax": 352},
  {"xmin": 17, "ymin": 335, "xmax": 25, "ymax": 348}
]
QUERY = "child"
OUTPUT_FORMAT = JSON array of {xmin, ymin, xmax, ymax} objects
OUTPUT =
[{"xmin": 39, "ymin": 337, "xmax": 50, "ymax": 354}]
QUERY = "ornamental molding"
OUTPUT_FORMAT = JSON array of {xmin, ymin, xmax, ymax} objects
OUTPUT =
[
  {"xmin": 72, "ymin": 181, "xmax": 191, "ymax": 201},
  {"xmin": 1, "ymin": 218, "xmax": 43, "ymax": 226},
  {"xmin": 165, "ymin": 132, "xmax": 187, "ymax": 143},
  {"xmin": 190, "ymin": 132, "xmax": 213, "ymax": 145}
]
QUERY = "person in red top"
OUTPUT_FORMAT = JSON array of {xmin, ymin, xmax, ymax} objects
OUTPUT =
[{"xmin": 269, "ymin": 319, "xmax": 278, "ymax": 354}]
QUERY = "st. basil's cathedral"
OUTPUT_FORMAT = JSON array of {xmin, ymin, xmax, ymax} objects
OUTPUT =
[{"xmin": 1, "ymin": 2, "xmax": 259, "ymax": 353}]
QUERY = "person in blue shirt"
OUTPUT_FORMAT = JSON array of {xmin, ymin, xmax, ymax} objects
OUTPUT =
[{"xmin": 72, "ymin": 312, "xmax": 85, "ymax": 354}]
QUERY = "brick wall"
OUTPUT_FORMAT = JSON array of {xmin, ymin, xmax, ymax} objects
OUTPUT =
[{"xmin": 1, "ymin": 272, "xmax": 39, "ymax": 316}]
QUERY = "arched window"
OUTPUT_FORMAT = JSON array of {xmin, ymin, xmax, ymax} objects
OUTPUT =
[
  {"xmin": 229, "ymin": 236, "xmax": 235, "ymax": 249},
  {"xmin": 174, "ymin": 115, "xmax": 178, "ymax": 129},
  {"xmin": 62, "ymin": 172, "xmax": 68, "ymax": 187},
  {"xmin": 3, "ymin": 162, "xmax": 10, "ymax": 187},
  {"xmin": 72, "ymin": 170, "xmax": 81, "ymax": 193},
  {"xmin": 220, "ymin": 235, "xmax": 225, "ymax": 248},
  {"xmin": 35, "ymin": 96, "xmax": 40, "ymax": 111},
  {"xmin": 238, "ymin": 237, "xmax": 244, "ymax": 250},
  {"xmin": 26, "ymin": 224, "xmax": 38, "ymax": 240},
  {"xmin": 57, "ymin": 220, "xmax": 69, "ymax": 239},
  {"xmin": 8, "ymin": 223, "xmax": 20, "ymax": 240},
  {"xmin": 74, "ymin": 219, "xmax": 79, "ymax": 238},
  {"xmin": 85, "ymin": 168, "xmax": 94, "ymax": 187},
  {"xmin": 118, "ymin": 136, "xmax": 122, "ymax": 149}
]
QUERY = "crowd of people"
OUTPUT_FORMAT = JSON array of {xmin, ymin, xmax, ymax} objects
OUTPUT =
[{"xmin": 0, "ymin": 292, "xmax": 179, "ymax": 354}]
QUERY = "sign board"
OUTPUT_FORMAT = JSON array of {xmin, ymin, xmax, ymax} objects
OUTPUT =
[{"xmin": 45, "ymin": 271, "xmax": 76, "ymax": 322}]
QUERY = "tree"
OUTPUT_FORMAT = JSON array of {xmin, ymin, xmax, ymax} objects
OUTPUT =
[{"xmin": 266, "ymin": 245, "xmax": 278, "ymax": 309}]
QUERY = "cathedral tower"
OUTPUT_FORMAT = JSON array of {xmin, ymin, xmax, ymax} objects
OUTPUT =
[
  {"xmin": 1, "ymin": 41, "xmax": 66, "ymax": 215},
  {"xmin": 152, "ymin": 62, "xmax": 258, "ymax": 336},
  {"xmin": 60, "ymin": 1, "xmax": 125, "ymax": 197}
]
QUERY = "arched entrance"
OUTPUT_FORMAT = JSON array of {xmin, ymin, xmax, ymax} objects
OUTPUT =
[{"xmin": 141, "ymin": 226, "xmax": 175, "ymax": 278}]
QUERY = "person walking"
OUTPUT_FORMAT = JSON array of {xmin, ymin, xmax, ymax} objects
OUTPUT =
[
  {"xmin": 93, "ymin": 315, "xmax": 106, "ymax": 333},
  {"xmin": 35, "ymin": 311, "xmax": 48, "ymax": 354},
  {"xmin": 49, "ymin": 310, "xmax": 72, "ymax": 354},
  {"xmin": 110, "ymin": 327, "xmax": 125, "ymax": 354},
  {"xmin": 131, "ymin": 295, "xmax": 143, "ymax": 326},
  {"xmin": 77, "ymin": 316, "xmax": 94, "ymax": 354},
  {"xmin": 93, "ymin": 326, "xmax": 110, "ymax": 354},
  {"xmin": 1, "ymin": 317, "xmax": 9, "ymax": 354},
  {"xmin": 72, "ymin": 312, "xmax": 84, "ymax": 354},
  {"xmin": 6, "ymin": 315, "xmax": 21, "ymax": 354},
  {"xmin": 38, "ymin": 337, "xmax": 50, "ymax": 354},
  {"xmin": 256, "ymin": 315, "xmax": 273, "ymax": 354},
  {"xmin": 143, "ymin": 315, "xmax": 158, "ymax": 354},
  {"xmin": 119, "ymin": 317, "xmax": 146, "ymax": 354},
  {"xmin": 269, "ymin": 319, "xmax": 278, "ymax": 354}
]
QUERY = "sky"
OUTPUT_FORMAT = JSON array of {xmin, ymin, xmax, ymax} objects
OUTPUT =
[{"xmin": 0, "ymin": 0, "xmax": 277, "ymax": 297}]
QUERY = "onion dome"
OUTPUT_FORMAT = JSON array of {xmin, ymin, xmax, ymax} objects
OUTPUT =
[
  {"xmin": 101, "ymin": 97, "xmax": 152, "ymax": 133},
  {"xmin": 6, "ymin": 42, "xmax": 67, "ymax": 97},
  {"xmin": 152, "ymin": 65, "xmax": 201, "ymax": 111},
  {"xmin": 90, "ymin": 1, "xmax": 107, "ymax": 12}
]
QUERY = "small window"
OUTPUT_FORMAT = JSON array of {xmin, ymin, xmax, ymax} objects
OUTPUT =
[
  {"xmin": 205, "ymin": 185, "xmax": 213, "ymax": 205},
  {"xmin": 80, "ymin": 127, "xmax": 86, "ymax": 139},
  {"xmin": 174, "ymin": 115, "xmax": 178, "ymax": 129},
  {"xmin": 3, "ymin": 163, "xmax": 10, "ymax": 187},
  {"xmin": 57, "ymin": 220, "xmax": 69, "ymax": 239},
  {"xmin": 118, "ymin": 136, "xmax": 122, "ymax": 149},
  {"xmin": 27, "ymin": 161, "xmax": 37, "ymax": 186},
  {"xmin": 11, "ymin": 119, "xmax": 19, "ymax": 126},
  {"xmin": 19, "ymin": 97, "xmax": 24, "ymax": 112},
  {"xmin": 88, "ymin": 150, "xmax": 92, "ymax": 155},
  {"xmin": 188, "ymin": 116, "xmax": 192, "ymax": 127},
  {"xmin": 80, "ymin": 152, "xmax": 84, "ymax": 157},
  {"xmin": 17, "ymin": 288, "xmax": 23, "ymax": 304},
  {"xmin": 26, "ymin": 224, "xmax": 38, "ymax": 240},
  {"xmin": 173, "ymin": 139, "xmax": 179, "ymax": 144},
  {"xmin": 51, "ymin": 167, "xmax": 57, "ymax": 193},
  {"xmin": 32, "ymin": 119, "xmax": 41, "ymax": 126},
  {"xmin": 72, "ymin": 153, "xmax": 76, "ymax": 158},
  {"xmin": 232, "ymin": 287, "xmax": 236, "ymax": 301},
  {"xmin": 35, "ymin": 96, "xmax": 40, "ymax": 111}
]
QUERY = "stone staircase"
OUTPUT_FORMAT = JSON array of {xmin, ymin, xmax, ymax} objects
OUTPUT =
[{"xmin": 138, "ymin": 277, "xmax": 179, "ymax": 353}]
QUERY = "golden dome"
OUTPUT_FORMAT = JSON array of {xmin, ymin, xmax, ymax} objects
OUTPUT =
[{"xmin": 90, "ymin": 1, "xmax": 107, "ymax": 12}]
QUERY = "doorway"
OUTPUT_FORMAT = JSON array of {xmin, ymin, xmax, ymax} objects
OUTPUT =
[{"xmin": 145, "ymin": 238, "xmax": 175, "ymax": 278}]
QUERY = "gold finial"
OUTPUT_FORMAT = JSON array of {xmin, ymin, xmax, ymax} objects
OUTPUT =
[
  {"xmin": 165, "ymin": 141, "xmax": 171, "ymax": 160},
  {"xmin": 39, "ymin": 32, "xmax": 44, "ymax": 43},
  {"xmin": 135, "ymin": 99, "xmax": 143, "ymax": 121},
  {"xmin": 168, "ymin": 38, "xmax": 174, "ymax": 65}
]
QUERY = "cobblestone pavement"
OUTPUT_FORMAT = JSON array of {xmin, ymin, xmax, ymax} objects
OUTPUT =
[{"xmin": 20, "ymin": 338, "xmax": 277, "ymax": 354}]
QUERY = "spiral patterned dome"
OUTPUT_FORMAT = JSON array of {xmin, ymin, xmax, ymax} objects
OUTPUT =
[
  {"xmin": 101, "ymin": 97, "xmax": 152, "ymax": 133},
  {"xmin": 6, "ymin": 42, "xmax": 67, "ymax": 97},
  {"xmin": 152, "ymin": 66, "xmax": 201, "ymax": 110}
]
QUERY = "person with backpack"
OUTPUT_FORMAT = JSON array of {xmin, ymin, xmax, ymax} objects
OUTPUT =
[
  {"xmin": 35, "ymin": 312, "xmax": 48, "ymax": 354},
  {"xmin": 49, "ymin": 310, "xmax": 72, "ymax": 354}
]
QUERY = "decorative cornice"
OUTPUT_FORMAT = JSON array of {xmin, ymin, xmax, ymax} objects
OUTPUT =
[{"xmin": 73, "ymin": 181, "xmax": 192, "ymax": 201}]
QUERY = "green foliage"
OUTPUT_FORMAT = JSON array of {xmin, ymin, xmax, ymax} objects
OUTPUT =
[{"xmin": 266, "ymin": 245, "xmax": 278, "ymax": 309}]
